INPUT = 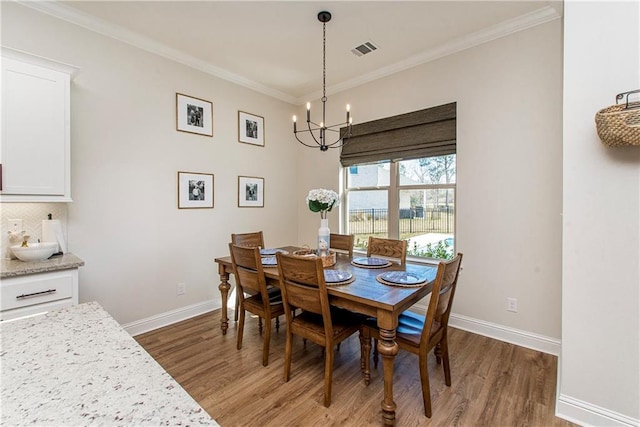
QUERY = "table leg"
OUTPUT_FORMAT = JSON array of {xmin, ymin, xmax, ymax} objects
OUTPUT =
[
  {"xmin": 218, "ymin": 271, "xmax": 230, "ymax": 335},
  {"xmin": 378, "ymin": 327, "xmax": 399, "ymax": 426}
]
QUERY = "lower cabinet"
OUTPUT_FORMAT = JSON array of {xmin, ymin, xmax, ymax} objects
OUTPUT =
[{"xmin": 0, "ymin": 269, "xmax": 79, "ymax": 321}]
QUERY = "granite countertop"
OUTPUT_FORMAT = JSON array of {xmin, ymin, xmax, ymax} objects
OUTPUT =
[
  {"xmin": 0, "ymin": 302, "xmax": 219, "ymax": 426},
  {"xmin": 1, "ymin": 253, "xmax": 85, "ymax": 278}
]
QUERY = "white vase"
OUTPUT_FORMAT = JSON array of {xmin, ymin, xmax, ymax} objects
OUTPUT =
[{"xmin": 317, "ymin": 215, "xmax": 330, "ymax": 257}]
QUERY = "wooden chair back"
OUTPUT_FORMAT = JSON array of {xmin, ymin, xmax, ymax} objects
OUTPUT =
[
  {"xmin": 276, "ymin": 253, "xmax": 332, "ymax": 330},
  {"xmin": 420, "ymin": 253, "xmax": 463, "ymax": 348},
  {"xmin": 229, "ymin": 243, "xmax": 269, "ymax": 305},
  {"xmin": 330, "ymin": 233, "xmax": 354, "ymax": 257},
  {"xmin": 231, "ymin": 231, "xmax": 264, "ymax": 248},
  {"xmin": 367, "ymin": 236, "xmax": 407, "ymax": 265}
]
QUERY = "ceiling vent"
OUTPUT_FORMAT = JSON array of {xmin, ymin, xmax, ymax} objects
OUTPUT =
[{"xmin": 351, "ymin": 41, "xmax": 379, "ymax": 57}]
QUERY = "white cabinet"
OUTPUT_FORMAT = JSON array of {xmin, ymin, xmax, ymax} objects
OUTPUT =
[
  {"xmin": 1, "ymin": 48, "xmax": 78, "ymax": 202},
  {"xmin": 0, "ymin": 268, "xmax": 79, "ymax": 321}
]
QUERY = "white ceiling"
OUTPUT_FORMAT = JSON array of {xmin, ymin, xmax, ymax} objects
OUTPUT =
[{"xmin": 27, "ymin": 1, "xmax": 562, "ymax": 104}]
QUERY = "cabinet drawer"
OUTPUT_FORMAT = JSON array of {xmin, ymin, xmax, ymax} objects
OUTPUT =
[{"xmin": 1, "ymin": 271, "xmax": 74, "ymax": 311}]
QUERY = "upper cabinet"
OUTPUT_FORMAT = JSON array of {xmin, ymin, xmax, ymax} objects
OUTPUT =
[{"xmin": 1, "ymin": 48, "xmax": 78, "ymax": 202}]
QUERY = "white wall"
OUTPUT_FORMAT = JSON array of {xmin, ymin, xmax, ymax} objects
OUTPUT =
[
  {"xmin": 559, "ymin": 1, "xmax": 640, "ymax": 425},
  {"xmin": 1, "ymin": 3, "xmax": 299, "ymax": 325},
  {"xmin": 299, "ymin": 20, "xmax": 564, "ymax": 344}
]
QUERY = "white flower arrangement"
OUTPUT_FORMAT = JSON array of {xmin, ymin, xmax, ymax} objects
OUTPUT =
[{"xmin": 306, "ymin": 188, "xmax": 339, "ymax": 215}]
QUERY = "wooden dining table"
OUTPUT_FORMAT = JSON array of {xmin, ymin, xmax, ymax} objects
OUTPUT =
[{"xmin": 214, "ymin": 246, "xmax": 438, "ymax": 426}]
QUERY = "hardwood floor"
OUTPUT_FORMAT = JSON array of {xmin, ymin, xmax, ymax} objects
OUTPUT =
[{"xmin": 135, "ymin": 309, "xmax": 575, "ymax": 427}]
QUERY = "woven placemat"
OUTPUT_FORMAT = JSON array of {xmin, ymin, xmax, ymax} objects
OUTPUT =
[
  {"xmin": 351, "ymin": 260, "xmax": 392, "ymax": 269},
  {"xmin": 325, "ymin": 276, "xmax": 356, "ymax": 286},
  {"xmin": 375, "ymin": 274, "xmax": 427, "ymax": 288}
]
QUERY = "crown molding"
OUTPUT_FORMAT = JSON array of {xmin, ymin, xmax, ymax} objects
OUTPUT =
[
  {"xmin": 17, "ymin": 1, "xmax": 560, "ymax": 107},
  {"xmin": 16, "ymin": 0, "xmax": 298, "ymax": 105},
  {"xmin": 300, "ymin": 5, "xmax": 562, "ymax": 104}
]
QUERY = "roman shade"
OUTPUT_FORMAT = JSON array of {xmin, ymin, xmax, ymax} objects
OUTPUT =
[{"xmin": 340, "ymin": 102, "xmax": 456, "ymax": 166}]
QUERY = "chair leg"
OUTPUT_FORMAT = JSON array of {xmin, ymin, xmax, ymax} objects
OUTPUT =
[
  {"xmin": 258, "ymin": 317, "xmax": 263, "ymax": 334},
  {"xmin": 284, "ymin": 332, "xmax": 293, "ymax": 382},
  {"xmin": 262, "ymin": 317, "xmax": 271, "ymax": 367},
  {"xmin": 441, "ymin": 336, "xmax": 452, "ymax": 386},
  {"xmin": 419, "ymin": 352, "xmax": 433, "ymax": 418},
  {"xmin": 234, "ymin": 292, "xmax": 240, "ymax": 321},
  {"xmin": 435, "ymin": 343, "xmax": 442, "ymax": 364},
  {"xmin": 337, "ymin": 343, "xmax": 341, "ymax": 351},
  {"xmin": 275, "ymin": 316, "xmax": 280, "ymax": 333},
  {"xmin": 324, "ymin": 345, "xmax": 335, "ymax": 407},
  {"xmin": 237, "ymin": 307, "xmax": 245, "ymax": 350}
]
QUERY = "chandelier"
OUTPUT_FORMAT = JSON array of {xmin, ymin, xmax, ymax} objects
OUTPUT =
[{"xmin": 293, "ymin": 11, "xmax": 353, "ymax": 151}]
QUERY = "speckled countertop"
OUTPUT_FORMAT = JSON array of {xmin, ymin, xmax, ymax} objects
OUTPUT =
[
  {"xmin": 0, "ymin": 302, "xmax": 219, "ymax": 426},
  {"xmin": 1, "ymin": 253, "xmax": 85, "ymax": 278}
]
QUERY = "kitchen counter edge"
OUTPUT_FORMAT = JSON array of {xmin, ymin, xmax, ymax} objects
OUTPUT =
[{"xmin": 1, "ymin": 253, "xmax": 85, "ymax": 278}]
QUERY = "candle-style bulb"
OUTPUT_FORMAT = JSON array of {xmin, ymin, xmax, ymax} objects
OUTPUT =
[
  {"xmin": 293, "ymin": 115, "xmax": 297, "ymax": 132},
  {"xmin": 306, "ymin": 102, "xmax": 311, "ymax": 122}
]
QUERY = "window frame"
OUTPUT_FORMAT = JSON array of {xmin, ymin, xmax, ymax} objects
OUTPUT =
[{"xmin": 342, "ymin": 157, "xmax": 456, "ymax": 261}]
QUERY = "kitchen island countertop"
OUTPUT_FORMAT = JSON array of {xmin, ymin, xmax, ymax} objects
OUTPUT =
[
  {"xmin": 1, "ymin": 253, "xmax": 85, "ymax": 278},
  {"xmin": 0, "ymin": 301, "xmax": 218, "ymax": 426}
]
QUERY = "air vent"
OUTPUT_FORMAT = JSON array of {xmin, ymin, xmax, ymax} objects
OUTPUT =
[{"xmin": 351, "ymin": 41, "xmax": 379, "ymax": 57}]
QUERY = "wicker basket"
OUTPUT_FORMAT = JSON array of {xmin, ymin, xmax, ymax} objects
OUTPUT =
[
  {"xmin": 595, "ymin": 101, "xmax": 640, "ymax": 147},
  {"xmin": 292, "ymin": 247, "xmax": 336, "ymax": 268}
]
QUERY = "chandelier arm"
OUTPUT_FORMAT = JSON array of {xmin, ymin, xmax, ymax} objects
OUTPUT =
[
  {"xmin": 294, "ymin": 133, "xmax": 322, "ymax": 148},
  {"xmin": 305, "ymin": 121, "xmax": 323, "ymax": 146},
  {"xmin": 324, "ymin": 123, "xmax": 349, "ymax": 131}
]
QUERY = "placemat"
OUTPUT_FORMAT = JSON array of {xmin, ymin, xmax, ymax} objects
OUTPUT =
[{"xmin": 351, "ymin": 257, "xmax": 392, "ymax": 269}]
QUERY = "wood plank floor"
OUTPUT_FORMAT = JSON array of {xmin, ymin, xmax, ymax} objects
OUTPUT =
[{"xmin": 135, "ymin": 310, "xmax": 575, "ymax": 427}]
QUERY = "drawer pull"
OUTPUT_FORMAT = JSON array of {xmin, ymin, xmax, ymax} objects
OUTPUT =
[{"xmin": 16, "ymin": 289, "xmax": 57, "ymax": 299}]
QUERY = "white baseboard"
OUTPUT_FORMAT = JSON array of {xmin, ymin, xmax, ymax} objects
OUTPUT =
[
  {"xmin": 122, "ymin": 300, "xmax": 219, "ymax": 336},
  {"xmin": 556, "ymin": 394, "xmax": 640, "ymax": 427},
  {"xmin": 410, "ymin": 304, "xmax": 561, "ymax": 355}
]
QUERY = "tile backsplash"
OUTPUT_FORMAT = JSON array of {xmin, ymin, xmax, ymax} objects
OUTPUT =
[{"xmin": 1, "ymin": 203, "xmax": 68, "ymax": 259}]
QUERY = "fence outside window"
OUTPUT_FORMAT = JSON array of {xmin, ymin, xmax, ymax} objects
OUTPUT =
[{"xmin": 348, "ymin": 207, "xmax": 455, "ymax": 236}]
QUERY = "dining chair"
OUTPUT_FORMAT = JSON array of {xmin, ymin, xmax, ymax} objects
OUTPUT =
[
  {"xmin": 229, "ymin": 243, "xmax": 285, "ymax": 367},
  {"xmin": 231, "ymin": 231, "xmax": 265, "ymax": 321},
  {"xmin": 276, "ymin": 252, "xmax": 364, "ymax": 407},
  {"xmin": 363, "ymin": 253, "xmax": 463, "ymax": 418},
  {"xmin": 330, "ymin": 233, "xmax": 354, "ymax": 257},
  {"xmin": 367, "ymin": 236, "xmax": 407, "ymax": 266}
]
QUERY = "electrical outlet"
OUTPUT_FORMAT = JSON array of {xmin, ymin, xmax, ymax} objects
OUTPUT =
[
  {"xmin": 177, "ymin": 283, "xmax": 186, "ymax": 295},
  {"xmin": 507, "ymin": 297, "xmax": 518, "ymax": 313},
  {"xmin": 8, "ymin": 219, "xmax": 23, "ymax": 233}
]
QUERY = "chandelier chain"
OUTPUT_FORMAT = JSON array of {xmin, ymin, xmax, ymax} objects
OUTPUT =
[{"xmin": 322, "ymin": 21, "xmax": 327, "ymax": 101}]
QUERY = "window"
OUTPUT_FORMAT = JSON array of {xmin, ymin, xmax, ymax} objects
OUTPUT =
[
  {"xmin": 340, "ymin": 102, "xmax": 457, "ymax": 260},
  {"xmin": 344, "ymin": 155, "xmax": 456, "ymax": 260}
]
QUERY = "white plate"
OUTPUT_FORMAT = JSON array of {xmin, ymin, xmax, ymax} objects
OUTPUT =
[
  {"xmin": 352, "ymin": 257, "xmax": 390, "ymax": 267},
  {"xmin": 260, "ymin": 248, "xmax": 288, "ymax": 256},
  {"xmin": 261, "ymin": 256, "xmax": 277, "ymax": 266},
  {"xmin": 324, "ymin": 270, "xmax": 353, "ymax": 283},
  {"xmin": 378, "ymin": 271, "xmax": 426, "ymax": 285}
]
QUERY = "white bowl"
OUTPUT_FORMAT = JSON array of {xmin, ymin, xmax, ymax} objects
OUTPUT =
[{"xmin": 11, "ymin": 242, "xmax": 58, "ymax": 262}]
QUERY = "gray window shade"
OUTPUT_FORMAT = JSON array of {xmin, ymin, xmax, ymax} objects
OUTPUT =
[{"xmin": 340, "ymin": 102, "xmax": 456, "ymax": 166}]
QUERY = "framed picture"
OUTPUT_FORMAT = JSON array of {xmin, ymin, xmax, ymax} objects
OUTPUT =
[
  {"xmin": 238, "ymin": 176, "xmax": 264, "ymax": 208},
  {"xmin": 176, "ymin": 93, "xmax": 213, "ymax": 137},
  {"xmin": 238, "ymin": 111, "xmax": 264, "ymax": 146},
  {"xmin": 178, "ymin": 171, "xmax": 214, "ymax": 209}
]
